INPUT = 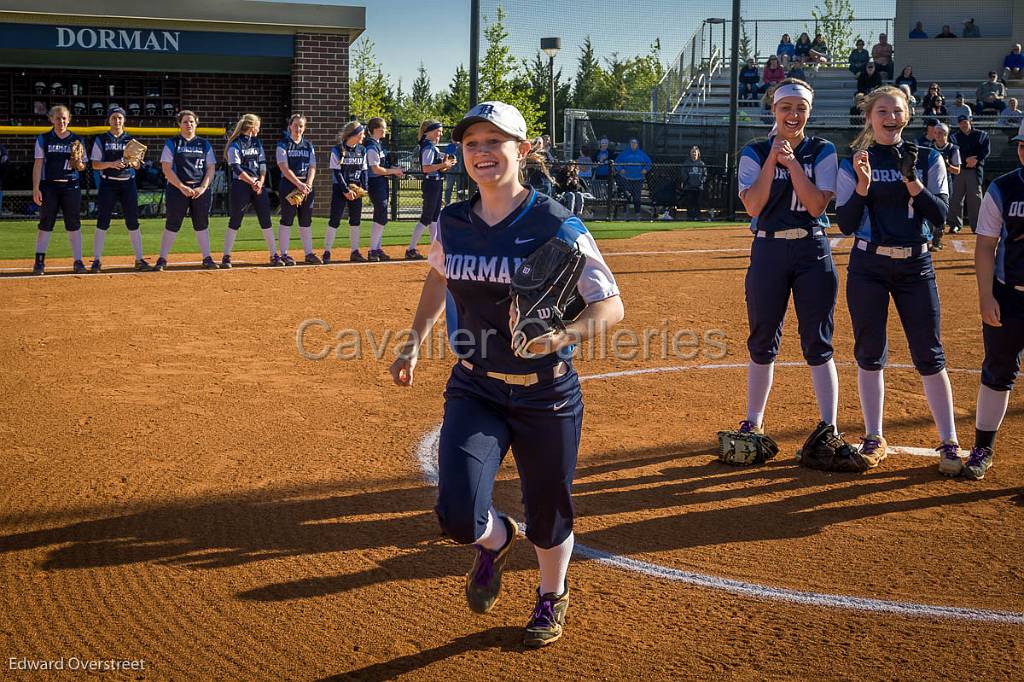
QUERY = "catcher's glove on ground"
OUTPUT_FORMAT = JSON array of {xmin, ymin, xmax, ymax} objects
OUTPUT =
[
  {"xmin": 717, "ymin": 429, "xmax": 779, "ymax": 465},
  {"xmin": 795, "ymin": 421, "xmax": 868, "ymax": 472},
  {"xmin": 509, "ymin": 237, "xmax": 587, "ymax": 359}
]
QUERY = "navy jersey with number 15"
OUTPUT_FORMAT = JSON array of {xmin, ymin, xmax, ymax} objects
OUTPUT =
[
  {"xmin": 160, "ymin": 136, "xmax": 216, "ymax": 185},
  {"xmin": 737, "ymin": 136, "xmax": 838, "ymax": 233}
]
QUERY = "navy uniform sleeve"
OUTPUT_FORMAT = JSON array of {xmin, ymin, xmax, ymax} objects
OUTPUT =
[
  {"xmin": 835, "ymin": 157, "xmax": 866, "ymax": 235},
  {"xmin": 910, "ymin": 148, "xmax": 948, "ymax": 227}
]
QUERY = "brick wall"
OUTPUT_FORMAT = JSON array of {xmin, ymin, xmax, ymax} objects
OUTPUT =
[{"xmin": 291, "ymin": 33, "xmax": 349, "ymax": 216}]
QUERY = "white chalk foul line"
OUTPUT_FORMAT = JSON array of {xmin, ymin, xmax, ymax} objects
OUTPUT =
[
  {"xmin": 413, "ymin": 361, "xmax": 1024, "ymax": 624},
  {"xmin": 951, "ymin": 240, "xmax": 968, "ymax": 254}
]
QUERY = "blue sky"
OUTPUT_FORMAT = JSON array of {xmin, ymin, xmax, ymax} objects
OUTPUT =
[{"xmin": 312, "ymin": 0, "xmax": 897, "ymax": 91}]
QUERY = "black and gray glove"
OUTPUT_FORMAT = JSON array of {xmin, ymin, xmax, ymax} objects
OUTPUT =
[
  {"xmin": 894, "ymin": 142, "xmax": 919, "ymax": 181},
  {"xmin": 509, "ymin": 237, "xmax": 587, "ymax": 359}
]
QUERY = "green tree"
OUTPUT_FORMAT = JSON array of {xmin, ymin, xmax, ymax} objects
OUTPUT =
[
  {"xmin": 808, "ymin": 0, "xmax": 858, "ymax": 61},
  {"xmin": 349, "ymin": 38, "xmax": 391, "ymax": 121},
  {"xmin": 524, "ymin": 51, "xmax": 572, "ymax": 137},
  {"xmin": 478, "ymin": 4, "xmax": 544, "ymax": 135},
  {"xmin": 739, "ymin": 22, "xmax": 753, "ymax": 62},
  {"xmin": 572, "ymin": 36, "xmax": 605, "ymax": 110},
  {"xmin": 622, "ymin": 39, "xmax": 666, "ymax": 111},
  {"xmin": 441, "ymin": 63, "xmax": 470, "ymax": 120},
  {"xmin": 396, "ymin": 63, "xmax": 438, "ymax": 127}
]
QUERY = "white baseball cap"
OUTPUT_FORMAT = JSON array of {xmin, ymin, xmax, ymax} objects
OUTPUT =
[
  {"xmin": 452, "ymin": 101, "xmax": 528, "ymax": 142},
  {"xmin": 1013, "ymin": 119, "xmax": 1024, "ymax": 142}
]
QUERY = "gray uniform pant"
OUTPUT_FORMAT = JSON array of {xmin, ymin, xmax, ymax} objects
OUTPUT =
[{"xmin": 948, "ymin": 168, "xmax": 982, "ymax": 231}]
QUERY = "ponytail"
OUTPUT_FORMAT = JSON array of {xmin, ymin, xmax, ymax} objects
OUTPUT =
[{"xmin": 225, "ymin": 113, "xmax": 260, "ymax": 160}]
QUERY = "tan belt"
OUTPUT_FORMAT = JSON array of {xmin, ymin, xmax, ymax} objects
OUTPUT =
[
  {"xmin": 756, "ymin": 228, "xmax": 820, "ymax": 240},
  {"xmin": 856, "ymin": 239, "xmax": 928, "ymax": 259},
  {"xmin": 459, "ymin": 359, "xmax": 568, "ymax": 387}
]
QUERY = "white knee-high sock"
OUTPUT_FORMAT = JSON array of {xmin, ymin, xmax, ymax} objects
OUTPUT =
[
  {"xmin": 408, "ymin": 222, "xmax": 428, "ymax": 250},
  {"xmin": 810, "ymin": 359, "xmax": 839, "ymax": 426},
  {"xmin": 261, "ymin": 227, "xmax": 277, "ymax": 256},
  {"xmin": 746, "ymin": 360, "xmax": 774, "ymax": 428},
  {"xmin": 473, "ymin": 507, "xmax": 508, "ymax": 552},
  {"xmin": 35, "ymin": 230, "xmax": 53, "ymax": 255},
  {"xmin": 976, "ymin": 384, "xmax": 1010, "ymax": 432},
  {"xmin": 858, "ymin": 368, "xmax": 885, "ymax": 436},
  {"xmin": 370, "ymin": 222, "xmax": 385, "ymax": 251},
  {"xmin": 299, "ymin": 225, "xmax": 314, "ymax": 255},
  {"xmin": 68, "ymin": 231, "xmax": 83, "ymax": 261},
  {"xmin": 324, "ymin": 226, "xmax": 338, "ymax": 252},
  {"xmin": 536, "ymin": 532, "xmax": 574, "ymax": 596},
  {"xmin": 223, "ymin": 228, "xmax": 238, "ymax": 256},
  {"xmin": 278, "ymin": 224, "xmax": 291, "ymax": 255},
  {"xmin": 159, "ymin": 229, "xmax": 177, "ymax": 260},
  {"xmin": 195, "ymin": 230, "xmax": 211, "ymax": 259},
  {"xmin": 922, "ymin": 369, "xmax": 958, "ymax": 442},
  {"xmin": 429, "ymin": 220, "xmax": 440, "ymax": 242},
  {"xmin": 349, "ymin": 225, "xmax": 361, "ymax": 252},
  {"xmin": 93, "ymin": 229, "xmax": 107, "ymax": 260},
  {"xmin": 128, "ymin": 230, "xmax": 143, "ymax": 260}
]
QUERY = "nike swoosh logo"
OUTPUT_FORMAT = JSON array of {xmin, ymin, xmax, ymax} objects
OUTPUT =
[
  {"xmin": 553, "ymin": 400, "xmax": 570, "ymax": 410},
  {"xmin": 514, "ymin": 237, "xmax": 535, "ymax": 245},
  {"xmin": 817, "ymin": 254, "xmax": 831, "ymax": 260}
]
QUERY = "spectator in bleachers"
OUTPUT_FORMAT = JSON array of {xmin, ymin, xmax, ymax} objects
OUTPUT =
[
  {"xmin": 592, "ymin": 137, "xmax": 612, "ymax": 199},
  {"xmin": 909, "ymin": 21, "xmax": 928, "ymax": 39},
  {"xmin": 554, "ymin": 160, "xmax": 587, "ymax": 217},
  {"xmin": 936, "ymin": 25, "xmax": 957, "ymax": 39},
  {"xmin": 976, "ymin": 71, "xmax": 1008, "ymax": 114},
  {"xmin": 899, "ymin": 84, "xmax": 917, "ymax": 116},
  {"xmin": 680, "ymin": 145, "xmax": 706, "ymax": 221},
  {"xmin": 576, "ymin": 146, "xmax": 592, "ymax": 185},
  {"xmin": 776, "ymin": 34, "xmax": 796, "ymax": 68},
  {"xmin": 849, "ymin": 92, "xmax": 866, "ymax": 126},
  {"xmin": 871, "ymin": 33, "xmax": 894, "ymax": 80},
  {"xmin": 0, "ymin": 143, "xmax": 7, "ymax": 216},
  {"xmin": 928, "ymin": 122, "xmax": 961, "ymax": 251},
  {"xmin": 894, "ymin": 65, "xmax": 918, "ymax": 96},
  {"xmin": 856, "ymin": 61, "xmax": 883, "ymax": 94},
  {"xmin": 962, "ymin": 18, "xmax": 981, "ymax": 38},
  {"xmin": 916, "ymin": 118, "xmax": 938, "ymax": 146},
  {"xmin": 613, "ymin": 138, "xmax": 651, "ymax": 217},
  {"xmin": 922, "ymin": 94, "xmax": 947, "ymax": 119},
  {"xmin": 922, "ymin": 82, "xmax": 944, "ymax": 111},
  {"xmin": 848, "ymin": 39, "xmax": 870, "ymax": 76},
  {"xmin": 763, "ymin": 55, "xmax": 786, "ymax": 90},
  {"xmin": 759, "ymin": 91, "xmax": 774, "ymax": 124},
  {"xmin": 947, "ymin": 93, "xmax": 973, "ymax": 125},
  {"xmin": 998, "ymin": 98, "xmax": 1023, "ymax": 127},
  {"xmin": 739, "ymin": 58, "xmax": 761, "ymax": 103},
  {"xmin": 794, "ymin": 32, "xmax": 812, "ymax": 64},
  {"xmin": 1003, "ymin": 44, "xmax": 1024, "ymax": 80},
  {"xmin": 787, "ymin": 62, "xmax": 807, "ymax": 82},
  {"xmin": 808, "ymin": 33, "xmax": 829, "ymax": 65},
  {"xmin": 949, "ymin": 113, "xmax": 990, "ymax": 233}
]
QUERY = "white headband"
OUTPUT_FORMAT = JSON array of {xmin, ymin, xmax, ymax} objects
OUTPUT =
[{"xmin": 773, "ymin": 83, "xmax": 814, "ymax": 105}]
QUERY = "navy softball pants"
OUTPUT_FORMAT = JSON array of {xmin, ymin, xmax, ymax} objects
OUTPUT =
[
  {"xmin": 165, "ymin": 184, "xmax": 212, "ymax": 232},
  {"xmin": 982, "ymin": 279, "xmax": 1024, "ymax": 391},
  {"xmin": 38, "ymin": 181, "xmax": 82, "ymax": 232},
  {"xmin": 278, "ymin": 178, "xmax": 314, "ymax": 227},
  {"xmin": 328, "ymin": 185, "xmax": 362, "ymax": 227},
  {"xmin": 228, "ymin": 178, "xmax": 272, "ymax": 231},
  {"xmin": 96, "ymin": 179, "xmax": 140, "ymax": 231},
  {"xmin": 436, "ymin": 363, "xmax": 583, "ymax": 550},
  {"xmin": 420, "ymin": 178, "xmax": 443, "ymax": 224},
  {"xmin": 846, "ymin": 246, "xmax": 945, "ymax": 375},
  {"xmin": 368, "ymin": 177, "xmax": 389, "ymax": 225},
  {"xmin": 745, "ymin": 233, "xmax": 837, "ymax": 366}
]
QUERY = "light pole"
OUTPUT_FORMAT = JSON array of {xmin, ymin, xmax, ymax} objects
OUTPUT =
[{"xmin": 541, "ymin": 37, "xmax": 561, "ymax": 149}]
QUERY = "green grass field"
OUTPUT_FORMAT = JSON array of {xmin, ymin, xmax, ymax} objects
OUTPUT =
[{"xmin": 0, "ymin": 217, "xmax": 734, "ymax": 260}]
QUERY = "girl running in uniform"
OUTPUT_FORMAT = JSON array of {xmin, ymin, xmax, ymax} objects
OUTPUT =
[
  {"xmin": 390, "ymin": 101, "xmax": 623, "ymax": 647},
  {"xmin": 835, "ymin": 85, "xmax": 961, "ymax": 474}
]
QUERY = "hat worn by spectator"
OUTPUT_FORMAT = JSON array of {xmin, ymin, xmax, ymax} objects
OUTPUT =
[
  {"xmin": 451, "ymin": 101, "xmax": 528, "ymax": 141},
  {"xmin": 958, "ymin": 113, "xmax": 972, "ymax": 122},
  {"xmin": 935, "ymin": 122, "xmax": 950, "ymax": 134}
]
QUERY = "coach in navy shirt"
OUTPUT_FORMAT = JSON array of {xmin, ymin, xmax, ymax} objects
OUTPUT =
[{"xmin": 949, "ymin": 114, "xmax": 990, "ymax": 233}]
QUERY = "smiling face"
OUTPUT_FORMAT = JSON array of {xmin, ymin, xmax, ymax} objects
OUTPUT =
[
  {"xmin": 346, "ymin": 128, "xmax": 365, "ymax": 146},
  {"xmin": 868, "ymin": 95, "xmax": 908, "ymax": 145},
  {"xmin": 289, "ymin": 117, "xmax": 306, "ymax": 140},
  {"xmin": 773, "ymin": 96, "xmax": 811, "ymax": 138},
  {"xmin": 50, "ymin": 108, "xmax": 69, "ymax": 133},
  {"xmin": 461, "ymin": 121, "xmax": 529, "ymax": 188},
  {"xmin": 108, "ymin": 112, "xmax": 125, "ymax": 134},
  {"xmin": 959, "ymin": 118, "xmax": 972, "ymax": 134},
  {"xmin": 427, "ymin": 127, "xmax": 443, "ymax": 144},
  {"xmin": 934, "ymin": 128, "xmax": 949, "ymax": 146}
]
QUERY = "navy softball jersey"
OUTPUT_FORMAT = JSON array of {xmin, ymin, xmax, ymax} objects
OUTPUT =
[
  {"xmin": 35, "ymin": 130, "xmax": 84, "ymax": 183},
  {"xmin": 976, "ymin": 168, "xmax": 1024, "ymax": 390},
  {"xmin": 420, "ymin": 138, "xmax": 444, "ymax": 179},
  {"xmin": 276, "ymin": 136, "xmax": 316, "ymax": 181},
  {"xmin": 738, "ymin": 136, "xmax": 838, "ymax": 233},
  {"xmin": 227, "ymin": 135, "xmax": 267, "ymax": 180},
  {"xmin": 160, "ymin": 136, "xmax": 216, "ymax": 185},
  {"xmin": 836, "ymin": 142, "xmax": 948, "ymax": 244},
  {"xmin": 429, "ymin": 190, "xmax": 618, "ymax": 549},
  {"xmin": 91, "ymin": 132, "xmax": 135, "ymax": 180},
  {"xmin": 365, "ymin": 137, "xmax": 390, "ymax": 224},
  {"xmin": 330, "ymin": 143, "xmax": 367, "ymax": 189}
]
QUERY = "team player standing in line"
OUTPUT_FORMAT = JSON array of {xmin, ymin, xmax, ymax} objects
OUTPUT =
[
  {"xmin": 326, "ymin": 121, "xmax": 369, "ymax": 263},
  {"xmin": 364, "ymin": 117, "xmax": 405, "ymax": 262},
  {"xmin": 406, "ymin": 120, "xmax": 455, "ymax": 260},
  {"xmin": 731, "ymin": 79, "xmax": 852, "ymax": 452},
  {"xmin": 390, "ymin": 101, "xmax": 623, "ymax": 647},
  {"xmin": 966, "ymin": 123, "xmax": 1024, "ymax": 480},
  {"xmin": 276, "ymin": 113, "xmax": 317, "ymax": 265},
  {"xmin": 89, "ymin": 106, "xmax": 152, "ymax": 272},
  {"xmin": 835, "ymin": 85, "xmax": 962, "ymax": 475},
  {"xmin": 155, "ymin": 110, "xmax": 218, "ymax": 271},
  {"xmin": 222, "ymin": 113, "xmax": 276, "ymax": 268},
  {"xmin": 31, "ymin": 105, "xmax": 86, "ymax": 275}
]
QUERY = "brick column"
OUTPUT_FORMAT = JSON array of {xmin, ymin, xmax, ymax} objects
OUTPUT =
[{"xmin": 292, "ymin": 33, "xmax": 349, "ymax": 216}]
